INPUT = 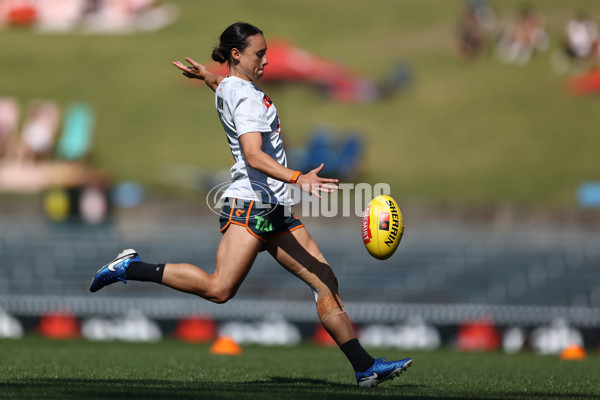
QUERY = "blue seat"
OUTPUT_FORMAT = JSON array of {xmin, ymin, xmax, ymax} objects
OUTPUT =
[
  {"xmin": 336, "ymin": 133, "xmax": 363, "ymax": 179},
  {"xmin": 577, "ymin": 182, "xmax": 600, "ymax": 208},
  {"xmin": 303, "ymin": 126, "xmax": 338, "ymax": 176}
]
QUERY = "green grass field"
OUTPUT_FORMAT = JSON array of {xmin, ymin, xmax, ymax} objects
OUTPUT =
[
  {"xmin": 2, "ymin": 0, "xmax": 600, "ymax": 208},
  {"xmin": 1, "ymin": 337, "xmax": 599, "ymax": 399}
]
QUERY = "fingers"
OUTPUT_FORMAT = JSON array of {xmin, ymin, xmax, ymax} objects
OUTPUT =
[
  {"xmin": 300, "ymin": 180, "xmax": 339, "ymax": 190},
  {"xmin": 315, "ymin": 184, "xmax": 338, "ymax": 195},
  {"xmin": 173, "ymin": 59, "xmax": 206, "ymax": 81},
  {"xmin": 172, "ymin": 61, "xmax": 187, "ymax": 71},
  {"xmin": 318, "ymin": 177, "xmax": 339, "ymax": 184},
  {"xmin": 172, "ymin": 58, "xmax": 204, "ymax": 73},
  {"xmin": 298, "ymin": 182, "xmax": 338, "ymax": 198},
  {"xmin": 311, "ymin": 163, "xmax": 324, "ymax": 174},
  {"xmin": 172, "ymin": 62, "xmax": 196, "ymax": 76},
  {"xmin": 185, "ymin": 57, "xmax": 201, "ymax": 68},
  {"xmin": 320, "ymin": 183, "xmax": 339, "ymax": 191},
  {"xmin": 307, "ymin": 164, "xmax": 339, "ymax": 184}
]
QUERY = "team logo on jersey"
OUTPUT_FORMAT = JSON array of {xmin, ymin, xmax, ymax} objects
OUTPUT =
[{"xmin": 263, "ymin": 95, "xmax": 272, "ymax": 109}]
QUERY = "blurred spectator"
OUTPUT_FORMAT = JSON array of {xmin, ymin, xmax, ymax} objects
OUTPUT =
[
  {"xmin": 35, "ymin": 0, "xmax": 86, "ymax": 33},
  {"xmin": 0, "ymin": 97, "xmax": 20, "ymax": 159},
  {"xmin": 0, "ymin": 99, "xmax": 110, "ymax": 205},
  {"xmin": 15, "ymin": 100, "xmax": 60, "ymax": 163},
  {"xmin": 80, "ymin": 0, "xmax": 179, "ymax": 34},
  {"xmin": 496, "ymin": 5, "xmax": 549, "ymax": 65},
  {"xmin": 453, "ymin": 2, "xmax": 486, "ymax": 59},
  {"xmin": 565, "ymin": 12, "xmax": 599, "ymax": 61},
  {"xmin": 552, "ymin": 12, "xmax": 600, "ymax": 74},
  {"xmin": 0, "ymin": 0, "xmax": 178, "ymax": 33},
  {"xmin": 551, "ymin": 12, "xmax": 600, "ymax": 74}
]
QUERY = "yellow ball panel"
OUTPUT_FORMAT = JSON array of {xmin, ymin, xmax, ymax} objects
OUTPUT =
[{"xmin": 362, "ymin": 195, "xmax": 404, "ymax": 260}]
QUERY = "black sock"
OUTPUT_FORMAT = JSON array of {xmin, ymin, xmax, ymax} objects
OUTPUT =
[
  {"xmin": 126, "ymin": 261, "xmax": 165, "ymax": 284},
  {"xmin": 339, "ymin": 338, "xmax": 375, "ymax": 372}
]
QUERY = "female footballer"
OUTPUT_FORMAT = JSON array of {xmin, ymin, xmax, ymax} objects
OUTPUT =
[{"xmin": 89, "ymin": 22, "xmax": 411, "ymax": 388}]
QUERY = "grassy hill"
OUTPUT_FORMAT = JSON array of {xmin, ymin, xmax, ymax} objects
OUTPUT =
[{"xmin": 1, "ymin": 0, "xmax": 599, "ymax": 208}]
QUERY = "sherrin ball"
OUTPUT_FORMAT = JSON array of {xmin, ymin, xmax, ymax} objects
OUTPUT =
[{"xmin": 361, "ymin": 195, "xmax": 404, "ymax": 260}]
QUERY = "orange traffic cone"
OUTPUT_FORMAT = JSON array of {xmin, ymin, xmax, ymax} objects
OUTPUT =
[
  {"xmin": 560, "ymin": 344, "xmax": 586, "ymax": 360},
  {"xmin": 37, "ymin": 311, "xmax": 80, "ymax": 339},
  {"xmin": 210, "ymin": 336, "xmax": 242, "ymax": 355}
]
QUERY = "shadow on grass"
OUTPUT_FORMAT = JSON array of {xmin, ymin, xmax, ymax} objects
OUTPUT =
[
  {"xmin": 0, "ymin": 377, "xmax": 422, "ymax": 400},
  {"xmin": 0, "ymin": 377, "xmax": 594, "ymax": 400}
]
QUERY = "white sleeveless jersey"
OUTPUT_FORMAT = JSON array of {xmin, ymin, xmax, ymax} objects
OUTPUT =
[{"xmin": 215, "ymin": 76, "xmax": 292, "ymax": 205}]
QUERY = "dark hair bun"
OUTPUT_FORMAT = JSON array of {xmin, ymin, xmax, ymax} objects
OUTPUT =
[
  {"xmin": 211, "ymin": 23, "xmax": 263, "ymax": 64},
  {"xmin": 211, "ymin": 47, "xmax": 228, "ymax": 64}
]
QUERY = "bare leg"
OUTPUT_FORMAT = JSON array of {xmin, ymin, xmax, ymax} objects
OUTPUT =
[
  {"xmin": 266, "ymin": 227, "xmax": 355, "ymax": 345},
  {"xmin": 162, "ymin": 224, "xmax": 262, "ymax": 303}
]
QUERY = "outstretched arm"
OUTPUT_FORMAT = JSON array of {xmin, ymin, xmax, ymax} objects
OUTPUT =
[{"xmin": 172, "ymin": 57, "xmax": 224, "ymax": 92}]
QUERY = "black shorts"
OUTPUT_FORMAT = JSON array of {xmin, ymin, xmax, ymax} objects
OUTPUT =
[{"xmin": 219, "ymin": 198, "xmax": 304, "ymax": 242}]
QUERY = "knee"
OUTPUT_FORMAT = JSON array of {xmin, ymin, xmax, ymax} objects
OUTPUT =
[
  {"xmin": 204, "ymin": 286, "xmax": 236, "ymax": 304},
  {"xmin": 313, "ymin": 264, "xmax": 339, "ymax": 294},
  {"xmin": 297, "ymin": 262, "xmax": 339, "ymax": 296},
  {"xmin": 321, "ymin": 266, "xmax": 339, "ymax": 293}
]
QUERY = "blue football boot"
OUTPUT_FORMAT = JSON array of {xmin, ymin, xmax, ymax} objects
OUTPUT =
[
  {"xmin": 356, "ymin": 357, "xmax": 412, "ymax": 388},
  {"xmin": 89, "ymin": 249, "xmax": 140, "ymax": 292}
]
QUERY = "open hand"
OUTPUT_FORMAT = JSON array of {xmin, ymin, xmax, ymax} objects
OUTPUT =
[
  {"xmin": 172, "ymin": 57, "xmax": 208, "ymax": 80},
  {"xmin": 296, "ymin": 164, "xmax": 339, "ymax": 198}
]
